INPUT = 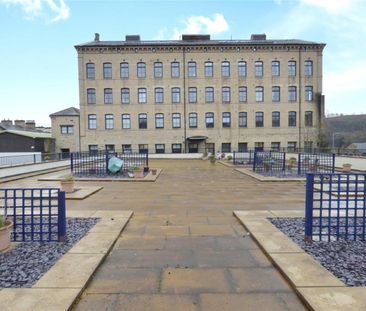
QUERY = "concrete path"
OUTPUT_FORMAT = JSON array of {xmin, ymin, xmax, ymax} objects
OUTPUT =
[{"xmin": 64, "ymin": 160, "xmax": 306, "ymax": 311}]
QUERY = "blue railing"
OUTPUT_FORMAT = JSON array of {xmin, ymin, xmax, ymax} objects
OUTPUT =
[
  {"xmin": 233, "ymin": 151, "xmax": 255, "ymax": 165},
  {"xmin": 71, "ymin": 151, "xmax": 149, "ymax": 177},
  {"xmin": 253, "ymin": 151, "xmax": 286, "ymax": 174},
  {"xmin": 1, "ymin": 188, "xmax": 66, "ymax": 242},
  {"xmin": 298, "ymin": 153, "xmax": 335, "ymax": 175},
  {"xmin": 305, "ymin": 173, "xmax": 366, "ymax": 241}
]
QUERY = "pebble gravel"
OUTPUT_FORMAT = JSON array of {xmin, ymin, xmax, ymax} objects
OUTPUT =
[
  {"xmin": 269, "ymin": 217, "xmax": 366, "ymax": 286},
  {"xmin": 0, "ymin": 218, "xmax": 99, "ymax": 288}
]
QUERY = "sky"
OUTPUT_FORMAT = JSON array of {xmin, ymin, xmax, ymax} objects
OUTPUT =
[{"xmin": 0, "ymin": 0, "xmax": 365, "ymax": 126}]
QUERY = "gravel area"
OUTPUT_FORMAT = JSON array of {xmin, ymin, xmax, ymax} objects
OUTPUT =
[
  {"xmin": 269, "ymin": 217, "xmax": 366, "ymax": 286},
  {"xmin": 0, "ymin": 217, "xmax": 99, "ymax": 288}
]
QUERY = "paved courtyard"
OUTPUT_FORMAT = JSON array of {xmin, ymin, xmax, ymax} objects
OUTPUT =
[{"xmin": 3, "ymin": 160, "xmax": 308, "ymax": 310}]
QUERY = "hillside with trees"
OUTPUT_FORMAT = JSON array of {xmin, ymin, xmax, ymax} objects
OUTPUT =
[{"xmin": 324, "ymin": 114, "xmax": 366, "ymax": 147}]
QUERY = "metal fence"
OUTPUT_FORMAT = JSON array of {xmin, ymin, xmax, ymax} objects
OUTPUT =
[
  {"xmin": 233, "ymin": 151, "xmax": 255, "ymax": 165},
  {"xmin": 0, "ymin": 188, "xmax": 66, "ymax": 242},
  {"xmin": 71, "ymin": 151, "xmax": 149, "ymax": 177},
  {"xmin": 298, "ymin": 153, "xmax": 335, "ymax": 175},
  {"xmin": 253, "ymin": 151, "xmax": 286, "ymax": 174},
  {"xmin": 305, "ymin": 173, "xmax": 366, "ymax": 241}
]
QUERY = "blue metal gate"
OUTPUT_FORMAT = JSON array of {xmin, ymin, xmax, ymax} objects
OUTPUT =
[{"xmin": 0, "ymin": 188, "xmax": 66, "ymax": 242}]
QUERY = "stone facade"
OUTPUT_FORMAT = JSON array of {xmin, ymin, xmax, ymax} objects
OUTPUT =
[{"xmin": 67, "ymin": 34, "xmax": 325, "ymax": 153}]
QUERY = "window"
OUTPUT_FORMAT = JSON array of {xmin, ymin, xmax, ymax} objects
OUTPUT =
[
  {"xmin": 205, "ymin": 87, "xmax": 214, "ymax": 103},
  {"xmin": 137, "ymin": 62, "xmax": 146, "ymax": 78},
  {"xmin": 272, "ymin": 61, "xmax": 280, "ymax": 76},
  {"xmin": 88, "ymin": 114, "xmax": 97, "ymax": 129},
  {"xmin": 239, "ymin": 86, "xmax": 247, "ymax": 103},
  {"xmin": 105, "ymin": 144, "xmax": 115, "ymax": 152},
  {"xmin": 222, "ymin": 87, "xmax": 231, "ymax": 103},
  {"xmin": 255, "ymin": 61, "xmax": 263, "ymax": 77},
  {"xmin": 222, "ymin": 112, "xmax": 231, "ymax": 128},
  {"xmin": 189, "ymin": 113, "xmax": 197, "ymax": 128},
  {"xmin": 104, "ymin": 88, "xmax": 113, "ymax": 104},
  {"xmin": 89, "ymin": 145, "xmax": 98, "ymax": 155},
  {"xmin": 255, "ymin": 142, "xmax": 264, "ymax": 151},
  {"xmin": 305, "ymin": 111, "xmax": 313, "ymax": 127},
  {"xmin": 272, "ymin": 111, "xmax": 280, "ymax": 127},
  {"xmin": 272, "ymin": 86, "xmax": 280, "ymax": 102},
  {"xmin": 255, "ymin": 112, "xmax": 264, "ymax": 127},
  {"xmin": 188, "ymin": 87, "xmax": 197, "ymax": 103},
  {"xmin": 172, "ymin": 113, "xmax": 181, "ymax": 128},
  {"xmin": 188, "ymin": 61, "xmax": 196, "ymax": 77},
  {"xmin": 171, "ymin": 62, "xmax": 180, "ymax": 78},
  {"xmin": 222, "ymin": 143, "xmax": 231, "ymax": 153},
  {"xmin": 206, "ymin": 112, "xmax": 214, "ymax": 128},
  {"xmin": 239, "ymin": 112, "xmax": 247, "ymax": 128},
  {"xmin": 122, "ymin": 114, "xmax": 131, "ymax": 129},
  {"xmin": 288, "ymin": 86, "xmax": 297, "ymax": 102},
  {"xmin": 271, "ymin": 142, "xmax": 280, "ymax": 151},
  {"xmin": 60, "ymin": 125, "xmax": 74, "ymax": 134},
  {"xmin": 221, "ymin": 61, "xmax": 230, "ymax": 77},
  {"xmin": 206, "ymin": 143, "xmax": 215, "ymax": 154},
  {"xmin": 103, "ymin": 63, "xmax": 112, "ymax": 79},
  {"xmin": 86, "ymin": 63, "xmax": 95, "ymax": 79},
  {"xmin": 120, "ymin": 62, "xmax": 129, "ymax": 78},
  {"xmin": 304, "ymin": 60, "xmax": 313, "ymax": 76},
  {"xmin": 87, "ymin": 88, "xmax": 96, "ymax": 104},
  {"xmin": 238, "ymin": 61, "xmax": 247, "ymax": 77},
  {"xmin": 255, "ymin": 86, "xmax": 264, "ymax": 102},
  {"xmin": 238, "ymin": 142, "xmax": 248, "ymax": 152},
  {"xmin": 305, "ymin": 86, "xmax": 313, "ymax": 101},
  {"xmin": 154, "ymin": 62, "xmax": 163, "ymax": 78},
  {"xmin": 105, "ymin": 114, "xmax": 114, "ymax": 129},
  {"xmin": 171, "ymin": 87, "xmax": 180, "ymax": 103},
  {"xmin": 304, "ymin": 141, "xmax": 313, "ymax": 153},
  {"xmin": 288, "ymin": 141, "xmax": 297, "ymax": 152},
  {"xmin": 155, "ymin": 87, "xmax": 164, "ymax": 104},
  {"xmin": 155, "ymin": 144, "xmax": 165, "ymax": 154},
  {"xmin": 138, "ymin": 113, "xmax": 147, "ymax": 129},
  {"xmin": 155, "ymin": 113, "xmax": 164, "ymax": 129},
  {"xmin": 139, "ymin": 144, "xmax": 148, "ymax": 154},
  {"xmin": 138, "ymin": 88, "xmax": 147, "ymax": 104},
  {"xmin": 122, "ymin": 144, "xmax": 132, "ymax": 153},
  {"xmin": 204, "ymin": 61, "xmax": 213, "ymax": 77},
  {"xmin": 121, "ymin": 88, "xmax": 130, "ymax": 104},
  {"xmin": 288, "ymin": 60, "xmax": 296, "ymax": 76},
  {"xmin": 288, "ymin": 111, "xmax": 297, "ymax": 127},
  {"xmin": 172, "ymin": 143, "xmax": 182, "ymax": 153}
]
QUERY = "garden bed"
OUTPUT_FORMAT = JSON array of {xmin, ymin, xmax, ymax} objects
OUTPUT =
[
  {"xmin": 0, "ymin": 217, "xmax": 99, "ymax": 288},
  {"xmin": 270, "ymin": 217, "xmax": 366, "ymax": 286}
]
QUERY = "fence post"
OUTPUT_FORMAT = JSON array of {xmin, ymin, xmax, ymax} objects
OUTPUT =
[
  {"xmin": 297, "ymin": 153, "xmax": 301, "ymax": 175},
  {"xmin": 305, "ymin": 173, "xmax": 314, "ymax": 241},
  {"xmin": 146, "ymin": 152, "xmax": 149, "ymax": 169},
  {"xmin": 57, "ymin": 191, "xmax": 66, "ymax": 242},
  {"xmin": 70, "ymin": 153, "xmax": 74, "ymax": 172},
  {"xmin": 282, "ymin": 152, "xmax": 286, "ymax": 171},
  {"xmin": 233, "ymin": 151, "xmax": 236, "ymax": 165},
  {"xmin": 253, "ymin": 151, "xmax": 257, "ymax": 171},
  {"xmin": 332, "ymin": 153, "xmax": 336, "ymax": 173}
]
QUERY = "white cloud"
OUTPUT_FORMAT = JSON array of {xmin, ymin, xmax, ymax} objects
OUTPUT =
[
  {"xmin": 0, "ymin": 0, "xmax": 70, "ymax": 22},
  {"xmin": 300, "ymin": 0, "xmax": 354, "ymax": 14},
  {"xmin": 171, "ymin": 13, "xmax": 229, "ymax": 39}
]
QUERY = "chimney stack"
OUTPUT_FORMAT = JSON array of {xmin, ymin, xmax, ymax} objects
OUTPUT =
[
  {"xmin": 25, "ymin": 120, "xmax": 36, "ymax": 130},
  {"xmin": 0, "ymin": 119, "xmax": 13, "ymax": 127},
  {"xmin": 14, "ymin": 119, "xmax": 26, "ymax": 128}
]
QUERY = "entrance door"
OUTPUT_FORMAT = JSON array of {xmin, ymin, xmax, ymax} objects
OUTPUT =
[
  {"xmin": 60, "ymin": 148, "xmax": 70, "ymax": 159},
  {"xmin": 188, "ymin": 143, "xmax": 198, "ymax": 153}
]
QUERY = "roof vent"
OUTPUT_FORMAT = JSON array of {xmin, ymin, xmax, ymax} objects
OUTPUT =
[
  {"xmin": 182, "ymin": 34, "xmax": 210, "ymax": 41},
  {"xmin": 250, "ymin": 34, "xmax": 266, "ymax": 41},
  {"xmin": 125, "ymin": 35, "xmax": 141, "ymax": 41},
  {"xmin": 94, "ymin": 33, "xmax": 100, "ymax": 42}
]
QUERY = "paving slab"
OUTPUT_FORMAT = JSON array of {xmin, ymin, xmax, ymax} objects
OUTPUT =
[
  {"xmin": 252, "ymin": 231, "xmax": 304, "ymax": 253},
  {"xmin": 161, "ymin": 268, "xmax": 231, "ymax": 294},
  {"xmin": 66, "ymin": 186, "xmax": 103, "ymax": 200},
  {"xmin": 298, "ymin": 287, "xmax": 366, "ymax": 311},
  {"xmin": 189, "ymin": 224, "xmax": 236, "ymax": 236},
  {"xmin": 0, "ymin": 288, "xmax": 80, "ymax": 311},
  {"xmin": 235, "ymin": 168, "xmax": 305, "ymax": 182},
  {"xmin": 68, "ymin": 232, "xmax": 117, "ymax": 254},
  {"xmin": 144, "ymin": 225, "xmax": 189, "ymax": 236}
]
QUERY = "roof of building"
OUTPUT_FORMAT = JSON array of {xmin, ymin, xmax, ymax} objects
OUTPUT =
[
  {"xmin": 348, "ymin": 142, "xmax": 366, "ymax": 150},
  {"xmin": 49, "ymin": 107, "xmax": 80, "ymax": 117},
  {"xmin": 0, "ymin": 129, "xmax": 52, "ymax": 139},
  {"xmin": 75, "ymin": 34, "xmax": 325, "ymax": 48}
]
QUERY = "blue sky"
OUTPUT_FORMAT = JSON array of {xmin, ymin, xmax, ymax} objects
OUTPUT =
[{"xmin": 0, "ymin": 0, "xmax": 365, "ymax": 126}]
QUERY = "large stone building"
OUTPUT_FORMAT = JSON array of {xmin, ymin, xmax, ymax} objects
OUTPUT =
[{"xmin": 52, "ymin": 33, "xmax": 325, "ymax": 154}]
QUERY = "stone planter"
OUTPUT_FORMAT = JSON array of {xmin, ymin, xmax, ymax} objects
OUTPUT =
[
  {"xmin": 0, "ymin": 220, "xmax": 13, "ymax": 252},
  {"xmin": 342, "ymin": 163, "xmax": 352, "ymax": 173},
  {"xmin": 151, "ymin": 169, "xmax": 157, "ymax": 176},
  {"xmin": 60, "ymin": 180, "xmax": 75, "ymax": 193},
  {"xmin": 133, "ymin": 169, "xmax": 144, "ymax": 178}
]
